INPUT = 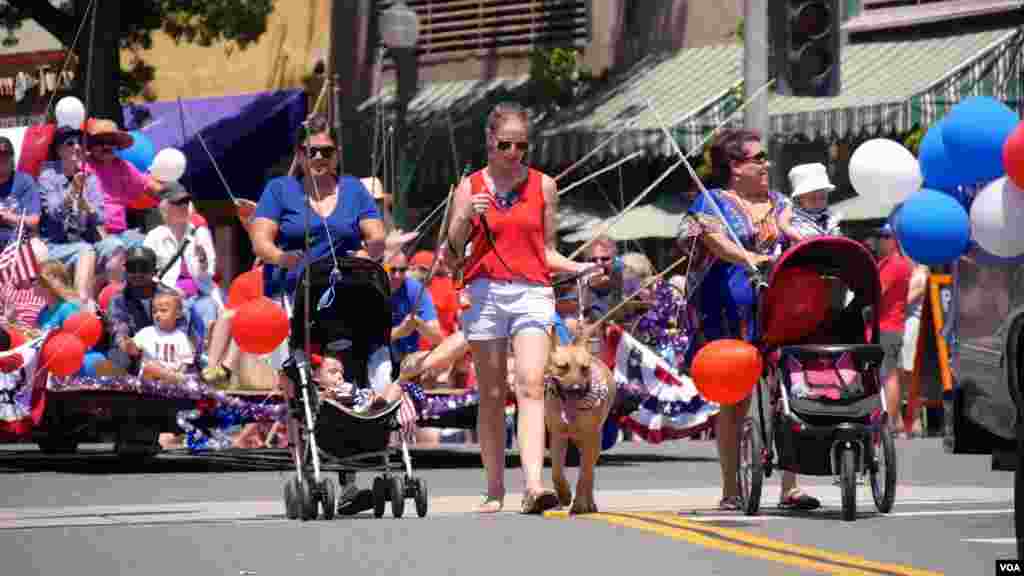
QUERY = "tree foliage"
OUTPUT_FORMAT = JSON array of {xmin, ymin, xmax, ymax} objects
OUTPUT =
[{"xmin": 0, "ymin": 0, "xmax": 274, "ymax": 104}]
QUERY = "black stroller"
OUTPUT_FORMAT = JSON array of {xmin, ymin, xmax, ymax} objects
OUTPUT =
[
  {"xmin": 741, "ymin": 237, "xmax": 898, "ymax": 521},
  {"xmin": 280, "ymin": 255, "xmax": 427, "ymax": 520}
]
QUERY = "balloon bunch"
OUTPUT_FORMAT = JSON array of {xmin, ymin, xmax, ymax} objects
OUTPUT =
[
  {"xmin": 39, "ymin": 311, "xmax": 104, "ymax": 377},
  {"xmin": 51, "ymin": 96, "xmax": 189, "ymax": 197},
  {"xmin": 849, "ymin": 96, "xmax": 1024, "ymax": 265}
]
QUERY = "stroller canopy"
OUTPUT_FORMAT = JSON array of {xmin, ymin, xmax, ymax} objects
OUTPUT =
[{"xmin": 760, "ymin": 236, "xmax": 881, "ymax": 347}]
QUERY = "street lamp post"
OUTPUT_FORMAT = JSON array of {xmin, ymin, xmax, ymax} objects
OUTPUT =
[{"xmin": 380, "ymin": 1, "xmax": 420, "ymax": 230}]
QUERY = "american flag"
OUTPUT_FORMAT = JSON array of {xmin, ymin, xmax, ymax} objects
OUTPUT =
[
  {"xmin": 398, "ymin": 382, "xmax": 424, "ymax": 444},
  {"xmin": 0, "ymin": 239, "xmax": 38, "ymax": 288}
]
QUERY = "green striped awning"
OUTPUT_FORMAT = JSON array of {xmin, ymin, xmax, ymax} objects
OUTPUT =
[
  {"xmin": 535, "ymin": 27, "xmax": 1022, "ymax": 166},
  {"xmin": 767, "ymin": 27, "xmax": 1022, "ymax": 139},
  {"xmin": 535, "ymin": 44, "xmax": 744, "ymax": 166},
  {"xmin": 357, "ymin": 75, "xmax": 529, "ymax": 122}
]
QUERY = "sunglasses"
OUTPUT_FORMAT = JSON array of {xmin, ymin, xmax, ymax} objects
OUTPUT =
[
  {"xmin": 89, "ymin": 140, "xmax": 117, "ymax": 149},
  {"xmin": 384, "ymin": 265, "xmax": 408, "ymax": 274},
  {"xmin": 169, "ymin": 196, "xmax": 191, "ymax": 206},
  {"xmin": 0, "ymin": 148, "xmax": 12, "ymax": 157},
  {"xmin": 589, "ymin": 256, "xmax": 613, "ymax": 263},
  {"xmin": 496, "ymin": 140, "xmax": 529, "ymax": 152},
  {"xmin": 304, "ymin": 146, "xmax": 335, "ymax": 159},
  {"xmin": 740, "ymin": 151, "xmax": 769, "ymax": 165},
  {"xmin": 61, "ymin": 137, "xmax": 82, "ymax": 148}
]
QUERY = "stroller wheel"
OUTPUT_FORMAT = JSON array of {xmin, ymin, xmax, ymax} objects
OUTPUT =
[
  {"xmin": 738, "ymin": 418, "xmax": 764, "ymax": 516},
  {"xmin": 372, "ymin": 476, "xmax": 387, "ymax": 518},
  {"xmin": 321, "ymin": 477, "xmax": 338, "ymax": 521},
  {"xmin": 283, "ymin": 475, "xmax": 301, "ymax": 520},
  {"xmin": 298, "ymin": 479, "xmax": 317, "ymax": 521},
  {"xmin": 870, "ymin": 426, "xmax": 897, "ymax": 513},
  {"xmin": 390, "ymin": 476, "xmax": 405, "ymax": 519},
  {"xmin": 413, "ymin": 478, "xmax": 429, "ymax": 518},
  {"xmin": 839, "ymin": 447, "xmax": 858, "ymax": 522}
]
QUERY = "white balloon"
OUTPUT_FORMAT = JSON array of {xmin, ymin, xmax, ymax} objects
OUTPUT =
[
  {"xmin": 54, "ymin": 96, "xmax": 86, "ymax": 129},
  {"xmin": 848, "ymin": 138, "xmax": 923, "ymax": 204},
  {"xmin": 970, "ymin": 177, "xmax": 1024, "ymax": 258},
  {"xmin": 149, "ymin": 148, "xmax": 187, "ymax": 182}
]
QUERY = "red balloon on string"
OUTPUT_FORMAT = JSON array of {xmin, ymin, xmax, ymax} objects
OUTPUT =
[
  {"xmin": 41, "ymin": 332, "xmax": 87, "ymax": 377},
  {"xmin": 62, "ymin": 311, "xmax": 104, "ymax": 348},
  {"xmin": 226, "ymin": 266, "xmax": 264, "ymax": 310},
  {"xmin": 1003, "ymin": 120, "xmax": 1024, "ymax": 191},
  {"xmin": 691, "ymin": 339, "xmax": 762, "ymax": 405},
  {"xmin": 231, "ymin": 296, "xmax": 289, "ymax": 354}
]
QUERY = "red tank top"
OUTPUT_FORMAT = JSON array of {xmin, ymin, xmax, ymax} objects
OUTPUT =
[{"xmin": 462, "ymin": 168, "xmax": 550, "ymax": 286}]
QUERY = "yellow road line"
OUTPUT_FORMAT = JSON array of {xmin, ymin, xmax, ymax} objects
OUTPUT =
[{"xmin": 545, "ymin": 510, "xmax": 944, "ymax": 576}]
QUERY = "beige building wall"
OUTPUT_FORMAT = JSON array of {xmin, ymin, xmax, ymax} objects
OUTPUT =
[
  {"xmin": 126, "ymin": 0, "xmax": 332, "ymax": 101},
  {"xmin": 130, "ymin": 0, "xmax": 742, "ymax": 101}
]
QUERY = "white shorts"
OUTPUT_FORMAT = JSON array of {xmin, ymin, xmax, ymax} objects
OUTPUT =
[
  {"xmin": 463, "ymin": 278, "xmax": 555, "ymax": 341},
  {"xmin": 901, "ymin": 315, "xmax": 921, "ymax": 371}
]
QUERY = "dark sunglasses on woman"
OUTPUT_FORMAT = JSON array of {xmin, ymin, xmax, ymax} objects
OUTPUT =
[
  {"xmin": 496, "ymin": 140, "xmax": 529, "ymax": 152},
  {"xmin": 305, "ymin": 146, "xmax": 335, "ymax": 159}
]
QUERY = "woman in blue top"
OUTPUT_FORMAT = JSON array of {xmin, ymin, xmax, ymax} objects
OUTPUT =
[
  {"xmin": 250, "ymin": 115, "xmax": 386, "ymax": 296},
  {"xmin": 680, "ymin": 128, "xmax": 819, "ymax": 512}
]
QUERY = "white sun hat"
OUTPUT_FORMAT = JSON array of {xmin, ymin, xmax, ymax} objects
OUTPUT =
[{"xmin": 788, "ymin": 162, "xmax": 836, "ymax": 198}]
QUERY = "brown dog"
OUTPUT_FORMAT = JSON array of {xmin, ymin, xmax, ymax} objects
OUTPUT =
[{"xmin": 544, "ymin": 330, "xmax": 616, "ymax": 514}]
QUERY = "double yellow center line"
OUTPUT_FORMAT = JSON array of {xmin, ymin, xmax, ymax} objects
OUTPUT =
[{"xmin": 547, "ymin": 510, "xmax": 943, "ymax": 576}]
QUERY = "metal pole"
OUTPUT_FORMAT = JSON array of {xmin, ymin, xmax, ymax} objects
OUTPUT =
[{"xmin": 744, "ymin": 0, "xmax": 770, "ymax": 148}]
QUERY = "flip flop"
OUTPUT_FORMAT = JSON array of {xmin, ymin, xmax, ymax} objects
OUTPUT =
[
  {"xmin": 476, "ymin": 494, "xmax": 504, "ymax": 514},
  {"xmin": 521, "ymin": 490, "xmax": 560, "ymax": 515}
]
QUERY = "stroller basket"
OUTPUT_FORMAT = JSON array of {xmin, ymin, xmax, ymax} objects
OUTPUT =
[{"xmin": 314, "ymin": 399, "xmax": 401, "ymax": 460}]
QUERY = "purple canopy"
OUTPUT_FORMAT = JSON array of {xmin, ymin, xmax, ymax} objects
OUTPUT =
[{"xmin": 122, "ymin": 90, "xmax": 307, "ymax": 201}]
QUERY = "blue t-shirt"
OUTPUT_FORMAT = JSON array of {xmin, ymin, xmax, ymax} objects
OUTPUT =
[
  {"xmin": 390, "ymin": 277, "xmax": 438, "ymax": 355},
  {"xmin": 0, "ymin": 171, "xmax": 42, "ymax": 246},
  {"xmin": 254, "ymin": 175, "xmax": 381, "ymax": 295},
  {"xmin": 37, "ymin": 300, "xmax": 81, "ymax": 331},
  {"xmin": 552, "ymin": 313, "xmax": 572, "ymax": 345}
]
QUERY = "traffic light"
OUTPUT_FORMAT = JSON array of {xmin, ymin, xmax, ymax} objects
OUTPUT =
[{"xmin": 772, "ymin": 1, "xmax": 841, "ymax": 97}]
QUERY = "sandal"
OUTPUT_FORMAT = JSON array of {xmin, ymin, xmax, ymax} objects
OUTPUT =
[
  {"xmin": 779, "ymin": 489, "xmax": 821, "ymax": 511},
  {"xmin": 718, "ymin": 496, "xmax": 743, "ymax": 511},
  {"xmin": 521, "ymin": 490, "xmax": 560, "ymax": 515},
  {"xmin": 476, "ymin": 494, "xmax": 504, "ymax": 514}
]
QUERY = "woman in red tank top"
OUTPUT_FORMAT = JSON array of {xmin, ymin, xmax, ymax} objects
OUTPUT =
[{"xmin": 446, "ymin": 102, "xmax": 590, "ymax": 514}]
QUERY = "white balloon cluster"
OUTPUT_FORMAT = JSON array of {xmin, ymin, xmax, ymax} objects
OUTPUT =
[{"xmin": 848, "ymin": 138, "xmax": 923, "ymax": 205}]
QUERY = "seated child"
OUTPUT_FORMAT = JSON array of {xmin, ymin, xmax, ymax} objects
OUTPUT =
[
  {"xmin": 129, "ymin": 291, "xmax": 195, "ymax": 384},
  {"xmin": 780, "ymin": 162, "xmax": 841, "ymax": 243}
]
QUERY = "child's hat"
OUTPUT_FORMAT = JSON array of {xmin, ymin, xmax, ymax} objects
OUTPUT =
[{"xmin": 788, "ymin": 162, "xmax": 836, "ymax": 198}]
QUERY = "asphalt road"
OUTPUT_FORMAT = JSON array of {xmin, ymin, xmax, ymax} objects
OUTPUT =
[{"xmin": 0, "ymin": 438, "xmax": 1014, "ymax": 575}]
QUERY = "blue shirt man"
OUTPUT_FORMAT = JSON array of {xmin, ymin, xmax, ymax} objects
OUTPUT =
[{"xmin": 387, "ymin": 252, "xmax": 440, "ymax": 357}]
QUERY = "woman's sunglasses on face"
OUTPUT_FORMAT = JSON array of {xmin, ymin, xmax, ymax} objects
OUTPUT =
[
  {"xmin": 304, "ymin": 145, "xmax": 336, "ymax": 159},
  {"xmin": 384, "ymin": 264, "xmax": 407, "ymax": 275},
  {"xmin": 496, "ymin": 140, "xmax": 529, "ymax": 152},
  {"xmin": 741, "ymin": 151, "xmax": 769, "ymax": 165}
]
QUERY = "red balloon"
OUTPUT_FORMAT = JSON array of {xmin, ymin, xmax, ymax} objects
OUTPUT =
[
  {"xmin": 41, "ymin": 332, "xmax": 86, "ymax": 377},
  {"xmin": 17, "ymin": 123, "xmax": 56, "ymax": 178},
  {"xmin": 226, "ymin": 266, "xmax": 264, "ymax": 310},
  {"xmin": 1004, "ymin": 121, "xmax": 1024, "ymax": 191},
  {"xmin": 62, "ymin": 311, "xmax": 104, "ymax": 348},
  {"xmin": 231, "ymin": 296, "xmax": 290, "ymax": 354},
  {"xmin": 692, "ymin": 339, "xmax": 762, "ymax": 405},
  {"xmin": 98, "ymin": 282, "xmax": 124, "ymax": 313},
  {"xmin": 761, "ymin": 266, "xmax": 831, "ymax": 346},
  {"xmin": 128, "ymin": 194, "xmax": 159, "ymax": 210}
]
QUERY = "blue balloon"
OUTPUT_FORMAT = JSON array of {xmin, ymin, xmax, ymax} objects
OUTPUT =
[
  {"xmin": 942, "ymin": 96, "xmax": 1018, "ymax": 184},
  {"xmin": 919, "ymin": 121, "xmax": 966, "ymax": 191},
  {"xmin": 78, "ymin": 351, "xmax": 107, "ymax": 377},
  {"xmin": 895, "ymin": 188, "xmax": 970, "ymax": 265},
  {"xmin": 115, "ymin": 130, "xmax": 156, "ymax": 173}
]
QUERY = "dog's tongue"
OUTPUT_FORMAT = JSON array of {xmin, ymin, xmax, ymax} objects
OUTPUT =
[{"xmin": 561, "ymin": 397, "xmax": 579, "ymax": 425}]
